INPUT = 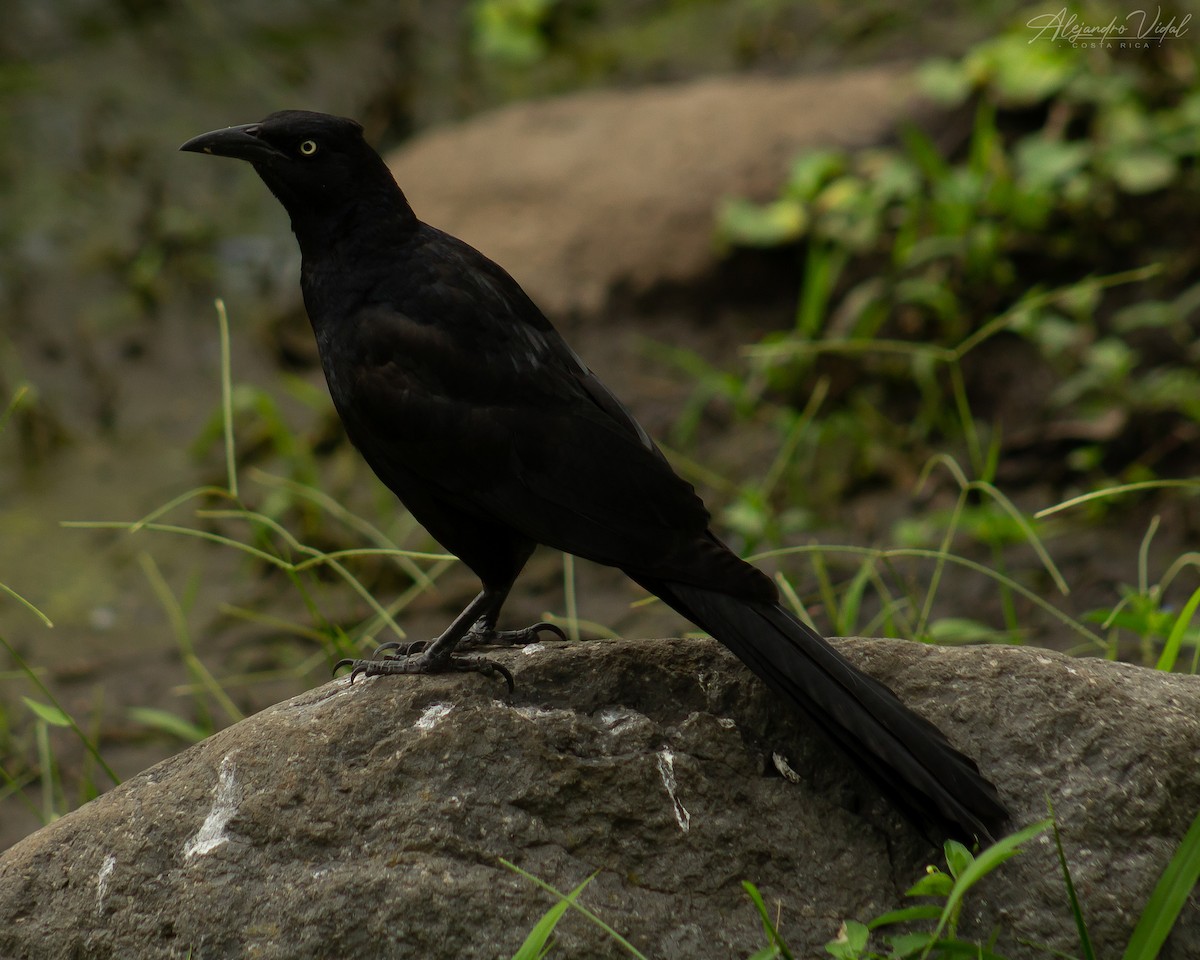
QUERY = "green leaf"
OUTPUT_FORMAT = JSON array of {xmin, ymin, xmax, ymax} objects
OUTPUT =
[
  {"xmin": 1015, "ymin": 137, "xmax": 1091, "ymax": 191},
  {"xmin": 918, "ymin": 58, "xmax": 972, "ymax": 105},
  {"xmin": 1053, "ymin": 278, "xmax": 1104, "ymax": 320},
  {"xmin": 926, "ymin": 618, "xmax": 1011, "ymax": 645},
  {"xmin": 718, "ymin": 197, "xmax": 808, "ymax": 247},
  {"xmin": 509, "ymin": 873, "xmax": 594, "ymax": 960},
  {"xmin": 128, "ymin": 707, "xmax": 210, "ymax": 744},
  {"xmin": 925, "ymin": 819, "xmax": 1053, "ymax": 943},
  {"xmin": 894, "ymin": 277, "xmax": 960, "ymax": 323},
  {"xmin": 22, "ymin": 697, "xmax": 71, "ymax": 728},
  {"xmin": 906, "ymin": 870, "xmax": 954, "ymax": 898},
  {"xmin": 786, "ymin": 150, "xmax": 847, "ymax": 201},
  {"xmin": 1021, "ymin": 312, "xmax": 1083, "ymax": 355},
  {"xmin": 859, "ymin": 150, "xmax": 920, "ymax": 205},
  {"xmin": 1112, "ymin": 300, "xmax": 1179, "ymax": 332},
  {"xmin": 1105, "ymin": 147, "xmax": 1178, "ymax": 194},
  {"xmin": 0, "ymin": 385, "xmax": 30, "ymax": 437},
  {"xmin": 944, "ymin": 840, "xmax": 975, "ymax": 880},
  {"xmin": 722, "ymin": 493, "xmax": 769, "ymax": 542},
  {"xmin": 473, "ymin": 0, "xmax": 556, "ymax": 66},
  {"xmin": 824, "ymin": 920, "xmax": 869, "ymax": 959},
  {"xmin": 866, "ymin": 904, "xmax": 944, "ymax": 929},
  {"xmin": 885, "ymin": 931, "xmax": 936, "ymax": 954},
  {"xmin": 967, "ymin": 34, "xmax": 1077, "ymax": 105}
]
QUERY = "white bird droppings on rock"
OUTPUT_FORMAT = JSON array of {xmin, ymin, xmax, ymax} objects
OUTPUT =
[
  {"xmin": 656, "ymin": 747, "xmax": 691, "ymax": 833},
  {"xmin": 96, "ymin": 854, "xmax": 115, "ymax": 915},
  {"xmin": 184, "ymin": 755, "xmax": 240, "ymax": 859},
  {"xmin": 416, "ymin": 703, "xmax": 454, "ymax": 731}
]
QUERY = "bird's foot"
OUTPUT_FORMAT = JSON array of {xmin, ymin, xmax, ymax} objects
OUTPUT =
[
  {"xmin": 351, "ymin": 618, "xmax": 563, "ymax": 664},
  {"xmin": 334, "ymin": 649, "xmax": 515, "ymax": 693},
  {"xmin": 459, "ymin": 619, "xmax": 567, "ymax": 650},
  {"xmin": 333, "ymin": 620, "xmax": 562, "ymax": 690}
]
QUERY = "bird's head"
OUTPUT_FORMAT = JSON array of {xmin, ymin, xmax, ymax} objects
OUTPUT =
[{"xmin": 180, "ymin": 110, "xmax": 405, "ymax": 223}]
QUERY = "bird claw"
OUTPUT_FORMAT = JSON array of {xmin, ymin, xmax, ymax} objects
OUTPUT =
[
  {"xmin": 365, "ymin": 639, "xmax": 426, "ymax": 659},
  {"xmin": 461, "ymin": 619, "xmax": 567, "ymax": 649},
  {"xmin": 332, "ymin": 619, "xmax": 561, "ymax": 689},
  {"xmin": 334, "ymin": 651, "xmax": 515, "ymax": 694}
]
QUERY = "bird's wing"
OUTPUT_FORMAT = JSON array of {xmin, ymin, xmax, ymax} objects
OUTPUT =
[{"xmin": 337, "ymin": 297, "xmax": 754, "ymax": 588}]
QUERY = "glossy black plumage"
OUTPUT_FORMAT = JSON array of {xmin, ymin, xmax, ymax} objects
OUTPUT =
[{"xmin": 181, "ymin": 110, "xmax": 1009, "ymax": 842}]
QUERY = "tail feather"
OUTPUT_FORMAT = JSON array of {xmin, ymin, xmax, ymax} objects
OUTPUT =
[{"xmin": 650, "ymin": 579, "xmax": 1009, "ymax": 843}]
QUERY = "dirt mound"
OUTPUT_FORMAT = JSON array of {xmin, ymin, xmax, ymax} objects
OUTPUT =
[{"xmin": 390, "ymin": 65, "xmax": 926, "ymax": 317}]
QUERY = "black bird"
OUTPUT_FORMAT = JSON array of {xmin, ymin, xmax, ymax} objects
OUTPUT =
[{"xmin": 181, "ymin": 110, "xmax": 1008, "ymax": 842}]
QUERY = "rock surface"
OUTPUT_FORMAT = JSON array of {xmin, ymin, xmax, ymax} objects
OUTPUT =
[
  {"xmin": 1, "ymin": 637, "xmax": 1198, "ymax": 959},
  {"xmin": 389, "ymin": 65, "xmax": 927, "ymax": 316}
]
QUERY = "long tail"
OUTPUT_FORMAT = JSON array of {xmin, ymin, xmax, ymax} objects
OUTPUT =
[{"xmin": 648, "ymin": 579, "xmax": 1009, "ymax": 843}]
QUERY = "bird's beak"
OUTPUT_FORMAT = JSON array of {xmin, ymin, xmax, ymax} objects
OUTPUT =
[{"xmin": 179, "ymin": 123, "xmax": 284, "ymax": 162}]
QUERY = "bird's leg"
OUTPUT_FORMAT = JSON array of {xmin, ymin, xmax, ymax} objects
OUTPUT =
[
  {"xmin": 458, "ymin": 607, "xmax": 566, "ymax": 649},
  {"xmin": 335, "ymin": 588, "xmax": 517, "ymax": 691},
  {"xmin": 358, "ymin": 579, "xmax": 565, "ymax": 662}
]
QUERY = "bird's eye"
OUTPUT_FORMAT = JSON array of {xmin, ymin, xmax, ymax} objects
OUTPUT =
[{"xmin": 299, "ymin": 139, "xmax": 318, "ymax": 156}]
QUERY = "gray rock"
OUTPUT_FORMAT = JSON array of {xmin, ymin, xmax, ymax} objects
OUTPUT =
[{"xmin": 1, "ymin": 637, "xmax": 1197, "ymax": 959}]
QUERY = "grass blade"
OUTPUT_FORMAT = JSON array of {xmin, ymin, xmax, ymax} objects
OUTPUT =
[
  {"xmin": 501, "ymin": 859, "xmax": 649, "ymax": 960},
  {"xmin": 509, "ymin": 872, "xmax": 595, "ymax": 960},
  {"xmin": 215, "ymin": 298, "xmax": 238, "ymax": 498},
  {"xmin": 1156, "ymin": 585, "xmax": 1200, "ymax": 673},
  {"xmin": 751, "ymin": 543, "xmax": 1104, "ymax": 649},
  {"xmin": 22, "ymin": 698, "xmax": 71, "ymax": 727},
  {"xmin": 742, "ymin": 882, "xmax": 793, "ymax": 960},
  {"xmin": 0, "ymin": 581, "xmax": 53, "ymax": 627},
  {"xmin": 128, "ymin": 707, "xmax": 210, "ymax": 744},
  {"xmin": 1050, "ymin": 807, "xmax": 1096, "ymax": 960},
  {"xmin": 0, "ymin": 633, "xmax": 120, "ymax": 787},
  {"xmin": 1036, "ymin": 480, "xmax": 1200, "ymax": 519},
  {"xmin": 922, "ymin": 819, "xmax": 1052, "ymax": 955}
]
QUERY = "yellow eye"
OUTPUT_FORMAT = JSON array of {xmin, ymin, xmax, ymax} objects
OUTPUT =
[{"xmin": 299, "ymin": 139, "xmax": 318, "ymax": 156}]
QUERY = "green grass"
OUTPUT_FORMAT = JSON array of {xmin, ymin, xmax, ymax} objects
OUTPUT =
[{"xmin": 0, "ymin": 548, "xmax": 116, "ymax": 823}]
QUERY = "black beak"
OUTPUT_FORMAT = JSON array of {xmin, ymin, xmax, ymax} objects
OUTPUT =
[{"xmin": 179, "ymin": 123, "xmax": 284, "ymax": 162}]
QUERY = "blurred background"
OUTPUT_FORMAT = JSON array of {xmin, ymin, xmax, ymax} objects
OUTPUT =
[{"xmin": 1, "ymin": 0, "xmax": 1197, "ymax": 849}]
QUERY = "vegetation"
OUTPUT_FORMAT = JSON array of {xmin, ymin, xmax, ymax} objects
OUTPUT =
[{"xmin": 708, "ymin": 18, "xmax": 1200, "ymax": 656}]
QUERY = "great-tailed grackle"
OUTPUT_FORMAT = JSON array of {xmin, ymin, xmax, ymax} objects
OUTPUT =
[{"xmin": 181, "ymin": 110, "xmax": 1008, "ymax": 842}]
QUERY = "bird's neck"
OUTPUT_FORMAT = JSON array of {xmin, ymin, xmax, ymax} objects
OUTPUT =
[
  {"xmin": 291, "ymin": 188, "xmax": 420, "ymax": 331},
  {"xmin": 288, "ymin": 186, "xmax": 418, "ymax": 264}
]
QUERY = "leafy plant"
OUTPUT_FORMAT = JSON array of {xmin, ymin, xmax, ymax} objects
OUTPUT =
[
  {"xmin": 712, "ymin": 23, "xmax": 1199, "ymax": 510},
  {"xmin": 0, "ymin": 595, "xmax": 117, "ymax": 824},
  {"xmin": 821, "ymin": 819, "xmax": 1128, "ymax": 959},
  {"xmin": 472, "ymin": 0, "xmax": 563, "ymax": 66},
  {"xmin": 1040, "ymin": 501, "xmax": 1200, "ymax": 667},
  {"xmin": 1, "ymin": 389, "xmax": 114, "ymax": 825}
]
